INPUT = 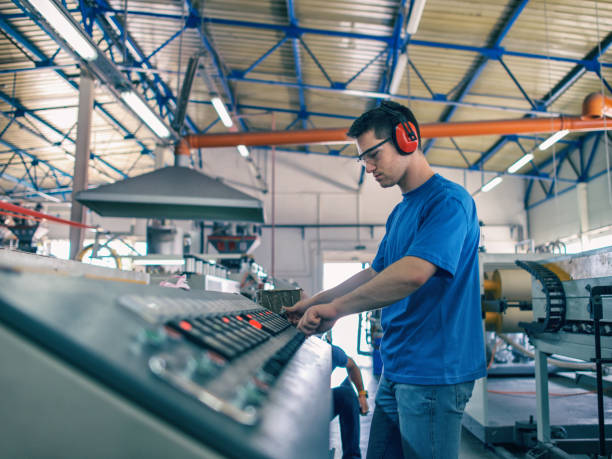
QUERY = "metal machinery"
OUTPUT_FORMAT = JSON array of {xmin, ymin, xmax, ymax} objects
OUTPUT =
[
  {"xmin": 0, "ymin": 258, "xmax": 331, "ymax": 459},
  {"xmin": 464, "ymin": 248, "xmax": 612, "ymax": 458},
  {"xmin": 0, "ymin": 202, "xmax": 43, "ymax": 252}
]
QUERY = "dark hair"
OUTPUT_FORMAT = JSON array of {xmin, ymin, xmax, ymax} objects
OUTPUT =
[{"xmin": 346, "ymin": 101, "xmax": 421, "ymax": 150}]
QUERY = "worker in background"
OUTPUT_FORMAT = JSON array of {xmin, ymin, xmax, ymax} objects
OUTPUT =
[
  {"xmin": 329, "ymin": 340, "xmax": 369, "ymax": 459},
  {"xmin": 283, "ymin": 101, "xmax": 486, "ymax": 459}
]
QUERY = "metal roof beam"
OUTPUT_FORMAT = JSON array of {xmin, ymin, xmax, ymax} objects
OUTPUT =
[
  {"xmin": 523, "ymin": 132, "xmax": 598, "ymax": 207},
  {"xmin": 473, "ymin": 32, "xmax": 612, "ymax": 171},
  {"xmin": 423, "ymin": 0, "xmax": 529, "ymax": 155},
  {"xmin": 226, "ymin": 75, "xmax": 556, "ymax": 116},
  {"xmin": 184, "ymin": 0, "xmax": 248, "ymax": 133},
  {"xmin": 239, "ymin": 36, "xmax": 289, "ymax": 78},
  {"xmin": 582, "ymin": 133, "xmax": 602, "ymax": 180},
  {"xmin": 0, "ymin": 89, "xmax": 127, "ymax": 181},
  {"xmin": 91, "ymin": 0, "xmax": 198, "ymax": 133},
  {"xmin": 0, "ymin": 171, "xmax": 61, "ymax": 201},
  {"xmin": 0, "ymin": 137, "xmax": 70, "ymax": 179},
  {"xmin": 379, "ymin": 0, "xmax": 408, "ymax": 96},
  {"xmin": 4, "ymin": 6, "xmax": 611, "ymax": 70},
  {"xmin": 285, "ymin": 0, "xmax": 307, "ymax": 131},
  {"xmin": 540, "ymin": 32, "xmax": 612, "ymax": 107},
  {"xmin": 0, "ymin": 8, "xmax": 153, "ymax": 153},
  {"xmin": 87, "ymin": 8, "xmax": 612, "ymax": 69}
]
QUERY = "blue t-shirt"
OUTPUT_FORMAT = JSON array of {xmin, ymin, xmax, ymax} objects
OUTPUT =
[
  {"xmin": 331, "ymin": 344, "xmax": 348, "ymax": 370},
  {"xmin": 371, "ymin": 173, "xmax": 486, "ymax": 385}
]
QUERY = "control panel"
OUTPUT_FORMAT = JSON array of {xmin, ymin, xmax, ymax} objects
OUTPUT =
[{"xmin": 0, "ymin": 268, "xmax": 330, "ymax": 459}]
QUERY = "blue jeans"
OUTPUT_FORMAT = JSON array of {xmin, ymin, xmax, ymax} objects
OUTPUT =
[
  {"xmin": 332, "ymin": 378, "xmax": 362, "ymax": 459},
  {"xmin": 366, "ymin": 377, "xmax": 474, "ymax": 459}
]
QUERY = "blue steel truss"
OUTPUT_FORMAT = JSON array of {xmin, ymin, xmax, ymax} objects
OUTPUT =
[
  {"xmin": 470, "ymin": 33, "xmax": 612, "ymax": 174},
  {"xmin": 423, "ymin": 0, "xmax": 531, "ymax": 156},
  {"xmin": 523, "ymin": 131, "xmax": 611, "ymax": 210},
  {"xmin": 0, "ymin": 0, "xmax": 610, "ymax": 209}
]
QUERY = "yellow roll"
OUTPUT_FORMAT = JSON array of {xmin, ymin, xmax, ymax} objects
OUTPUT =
[{"xmin": 492, "ymin": 269, "xmax": 532, "ymax": 301}]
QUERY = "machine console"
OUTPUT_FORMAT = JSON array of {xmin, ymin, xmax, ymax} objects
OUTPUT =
[{"xmin": 0, "ymin": 269, "xmax": 330, "ymax": 459}]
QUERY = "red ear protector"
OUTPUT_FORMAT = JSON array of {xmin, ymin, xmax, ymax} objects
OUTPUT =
[{"xmin": 379, "ymin": 103, "xmax": 419, "ymax": 155}]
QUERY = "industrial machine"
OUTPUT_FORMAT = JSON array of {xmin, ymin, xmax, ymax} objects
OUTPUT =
[
  {"xmin": 0, "ymin": 267, "xmax": 331, "ymax": 459},
  {"xmin": 464, "ymin": 249, "xmax": 612, "ymax": 457},
  {"xmin": 518, "ymin": 249, "xmax": 612, "ymax": 457}
]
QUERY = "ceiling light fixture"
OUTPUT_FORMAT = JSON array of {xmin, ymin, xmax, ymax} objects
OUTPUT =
[
  {"xmin": 237, "ymin": 144, "xmax": 250, "ymax": 158},
  {"xmin": 29, "ymin": 0, "xmax": 98, "ymax": 61},
  {"xmin": 538, "ymin": 129, "xmax": 569, "ymax": 150},
  {"xmin": 211, "ymin": 97, "xmax": 234, "ymax": 128},
  {"xmin": 481, "ymin": 176, "xmax": 503, "ymax": 193},
  {"xmin": 406, "ymin": 0, "xmax": 427, "ymax": 35},
  {"xmin": 121, "ymin": 91, "xmax": 170, "ymax": 138},
  {"xmin": 389, "ymin": 53, "xmax": 408, "ymax": 95},
  {"xmin": 507, "ymin": 153, "xmax": 534, "ymax": 173}
]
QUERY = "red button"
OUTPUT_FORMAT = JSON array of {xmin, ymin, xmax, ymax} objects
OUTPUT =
[
  {"xmin": 179, "ymin": 320, "xmax": 192, "ymax": 331},
  {"xmin": 248, "ymin": 319, "xmax": 263, "ymax": 329},
  {"xmin": 222, "ymin": 317, "xmax": 230, "ymax": 323},
  {"xmin": 246, "ymin": 314, "xmax": 253, "ymax": 319}
]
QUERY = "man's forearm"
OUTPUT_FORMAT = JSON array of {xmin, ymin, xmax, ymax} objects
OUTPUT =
[
  {"xmin": 310, "ymin": 268, "xmax": 377, "ymax": 305},
  {"xmin": 348, "ymin": 365, "xmax": 365, "ymax": 393},
  {"xmin": 333, "ymin": 256, "xmax": 436, "ymax": 318}
]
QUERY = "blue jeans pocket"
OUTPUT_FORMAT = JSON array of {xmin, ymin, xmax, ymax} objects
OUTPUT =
[{"xmin": 455, "ymin": 380, "xmax": 474, "ymax": 411}]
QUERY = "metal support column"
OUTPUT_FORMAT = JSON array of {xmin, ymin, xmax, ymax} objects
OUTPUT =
[
  {"xmin": 69, "ymin": 71, "xmax": 94, "ymax": 260},
  {"xmin": 535, "ymin": 348, "xmax": 551, "ymax": 443}
]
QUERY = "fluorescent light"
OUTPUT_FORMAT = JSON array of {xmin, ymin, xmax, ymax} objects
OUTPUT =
[
  {"xmin": 507, "ymin": 153, "xmax": 534, "ymax": 173},
  {"xmin": 30, "ymin": 0, "xmax": 98, "ymax": 61},
  {"xmin": 538, "ymin": 129, "xmax": 569, "ymax": 150},
  {"xmin": 406, "ymin": 0, "xmax": 427, "ymax": 35},
  {"xmin": 481, "ymin": 176, "xmax": 503, "ymax": 193},
  {"xmin": 211, "ymin": 97, "xmax": 233, "ymax": 127},
  {"xmin": 389, "ymin": 52, "xmax": 408, "ymax": 95},
  {"xmin": 237, "ymin": 144, "xmax": 250, "ymax": 158},
  {"xmin": 121, "ymin": 91, "xmax": 170, "ymax": 138}
]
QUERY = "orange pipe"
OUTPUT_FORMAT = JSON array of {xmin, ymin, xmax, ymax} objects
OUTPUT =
[
  {"xmin": 422, "ymin": 116, "xmax": 609, "ymax": 138},
  {"xmin": 176, "ymin": 117, "xmax": 611, "ymax": 151},
  {"xmin": 175, "ymin": 93, "xmax": 612, "ymax": 152},
  {"xmin": 582, "ymin": 92, "xmax": 612, "ymax": 118}
]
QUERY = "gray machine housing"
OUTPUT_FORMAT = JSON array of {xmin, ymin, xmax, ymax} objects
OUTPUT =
[{"xmin": 0, "ymin": 268, "xmax": 331, "ymax": 459}]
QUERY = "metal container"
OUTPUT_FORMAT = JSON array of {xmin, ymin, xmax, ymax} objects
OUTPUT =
[{"xmin": 256, "ymin": 289, "xmax": 302, "ymax": 314}]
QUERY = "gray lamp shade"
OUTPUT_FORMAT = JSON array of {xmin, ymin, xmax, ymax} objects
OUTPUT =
[{"xmin": 75, "ymin": 166, "xmax": 265, "ymax": 223}]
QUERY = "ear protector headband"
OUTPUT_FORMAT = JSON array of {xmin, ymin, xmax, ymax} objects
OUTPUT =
[{"xmin": 379, "ymin": 103, "xmax": 419, "ymax": 155}]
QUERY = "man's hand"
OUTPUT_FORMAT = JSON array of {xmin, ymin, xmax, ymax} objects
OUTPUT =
[
  {"xmin": 296, "ymin": 303, "xmax": 339, "ymax": 336},
  {"xmin": 358, "ymin": 394, "xmax": 369, "ymax": 415},
  {"xmin": 281, "ymin": 298, "xmax": 313, "ymax": 325}
]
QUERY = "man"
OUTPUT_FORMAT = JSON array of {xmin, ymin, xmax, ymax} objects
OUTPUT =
[
  {"xmin": 330, "ymin": 343, "xmax": 369, "ymax": 459},
  {"xmin": 284, "ymin": 101, "xmax": 486, "ymax": 459}
]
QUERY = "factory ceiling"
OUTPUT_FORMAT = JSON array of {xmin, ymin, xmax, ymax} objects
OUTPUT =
[{"xmin": 0, "ymin": 0, "xmax": 610, "ymax": 204}]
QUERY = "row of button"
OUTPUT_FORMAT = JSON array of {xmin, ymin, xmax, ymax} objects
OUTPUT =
[
  {"xmin": 242, "ymin": 310, "xmax": 291, "ymax": 335},
  {"xmin": 260, "ymin": 332, "xmax": 306, "ymax": 380},
  {"xmin": 166, "ymin": 309, "xmax": 291, "ymax": 360},
  {"xmin": 236, "ymin": 332, "xmax": 307, "ymax": 409},
  {"xmin": 118, "ymin": 294, "xmax": 255, "ymax": 325}
]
